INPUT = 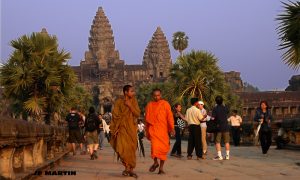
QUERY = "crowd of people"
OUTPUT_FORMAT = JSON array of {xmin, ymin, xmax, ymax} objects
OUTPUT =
[
  {"xmin": 65, "ymin": 107, "xmax": 112, "ymax": 160},
  {"xmin": 65, "ymin": 84, "xmax": 277, "ymax": 178}
]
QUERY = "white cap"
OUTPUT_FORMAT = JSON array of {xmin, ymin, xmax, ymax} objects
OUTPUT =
[{"xmin": 198, "ymin": 101, "xmax": 204, "ymax": 105}]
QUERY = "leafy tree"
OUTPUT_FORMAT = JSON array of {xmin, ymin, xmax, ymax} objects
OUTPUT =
[
  {"xmin": 277, "ymin": 1, "xmax": 300, "ymax": 69},
  {"xmin": 170, "ymin": 50, "xmax": 241, "ymax": 112},
  {"xmin": 172, "ymin": 31, "xmax": 189, "ymax": 57},
  {"xmin": 136, "ymin": 82, "xmax": 175, "ymax": 114},
  {"xmin": 0, "ymin": 31, "xmax": 77, "ymax": 124},
  {"xmin": 67, "ymin": 85, "xmax": 93, "ymax": 115}
]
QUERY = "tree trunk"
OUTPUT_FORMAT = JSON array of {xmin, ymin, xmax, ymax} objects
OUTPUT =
[{"xmin": 179, "ymin": 50, "xmax": 183, "ymax": 58}]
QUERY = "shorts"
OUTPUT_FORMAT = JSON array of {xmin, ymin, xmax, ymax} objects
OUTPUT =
[
  {"xmin": 215, "ymin": 132, "xmax": 230, "ymax": 144},
  {"xmin": 68, "ymin": 129, "xmax": 84, "ymax": 143},
  {"xmin": 85, "ymin": 130, "xmax": 99, "ymax": 145}
]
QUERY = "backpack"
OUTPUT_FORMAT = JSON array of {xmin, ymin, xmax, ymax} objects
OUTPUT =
[
  {"xmin": 68, "ymin": 114, "xmax": 79, "ymax": 129},
  {"xmin": 206, "ymin": 119, "xmax": 218, "ymax": 133},
  {"xmin": 85, "ymin": 114, "xmax": 97, "ymax": 132}
]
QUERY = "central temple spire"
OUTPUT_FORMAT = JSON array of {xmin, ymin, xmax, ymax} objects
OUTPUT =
[{"xmin": 84, "ymin": 7, "xmax": 120, "ymax": 69}]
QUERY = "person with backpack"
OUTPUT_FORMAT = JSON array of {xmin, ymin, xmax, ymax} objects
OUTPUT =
[
  {"xmin": 78, "ymin": 110, "xmax": 87, "ymax": 155},
  {"xmin": 85, "ymin": 107, "xmax": 100, "ymax": 160},
  {"xmin": 65, "ymin": 107, "xmax": 84, "ymax": 156}
]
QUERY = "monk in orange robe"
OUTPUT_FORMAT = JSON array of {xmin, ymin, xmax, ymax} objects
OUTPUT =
[
  {"xmin": 145, "ymin": 88, "xmax": 175, "ymax": 174},
  {"xmin": 110, "ymin": 85, "xmax": 140, "ymax": 178}
]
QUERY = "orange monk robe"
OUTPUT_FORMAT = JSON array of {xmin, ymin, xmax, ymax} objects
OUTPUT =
[
  {"xmin": 110, "ymin": 97, "xmax": 141, "ymax": 168},
  {"xmin": 145, "ymin": 99, "xmax": 174, "ymax": 160}
]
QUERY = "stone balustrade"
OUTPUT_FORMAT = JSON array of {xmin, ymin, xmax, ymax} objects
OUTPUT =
[
  {"xmin": 0, "ymin": 117, "xmax": 68, "ymax": 179},
  {"xmin": 281, "ymin": 118, "xmax": 300, "ymax": 145}
]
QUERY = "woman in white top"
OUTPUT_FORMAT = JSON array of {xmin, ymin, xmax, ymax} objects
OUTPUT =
[{"xmin": 98, "ymin": 114, "xmax": 110, "ymax": 150}]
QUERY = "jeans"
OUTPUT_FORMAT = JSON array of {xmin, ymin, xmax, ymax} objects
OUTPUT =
[
  {"xmin": 98, "ymin": 130, "xmax": 105, "ymax": 148},
  {"xmin": 171, "ymin": 126, "xmax": 182, "ymax": 155}
]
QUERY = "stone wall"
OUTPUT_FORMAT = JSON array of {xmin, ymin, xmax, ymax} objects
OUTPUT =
[
  {"xmin": 238, "ymin": 91, "xmax": 300, "ymax": 145},
  {"xmin": 0, "ymin": 117, "xmax": 68, "ymax": 179}
]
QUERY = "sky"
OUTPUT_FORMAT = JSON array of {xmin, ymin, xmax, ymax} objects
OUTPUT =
[{"xmin": 1, "ymin": 0, "xmax": 299, "ymax": 91}]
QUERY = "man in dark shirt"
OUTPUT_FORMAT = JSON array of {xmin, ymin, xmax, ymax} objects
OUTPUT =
[
  {"xmin": 211, "ymin": 96, "xmax": 230, "ymax": 160},
  {"xmin": 65, "ymin": 107, "xmax": 84, "ymax": 155}
]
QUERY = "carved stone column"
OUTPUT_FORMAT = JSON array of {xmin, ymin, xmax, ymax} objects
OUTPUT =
[
  {"xmin": 33, "ymin": 138, "xmax": 45, "ymax": 165},
  {"xmin": 0, "ymin": 147, "xmax": 15, "ymax": 179},
  {"xmin": 23, "ymin": 145, "xmax": 34, "ymax": 169}
]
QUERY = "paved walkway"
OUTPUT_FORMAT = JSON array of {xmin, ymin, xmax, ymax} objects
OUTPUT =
[{"xmin": 35, "ymin": 140, "xmax": 300, "ymax": 180}]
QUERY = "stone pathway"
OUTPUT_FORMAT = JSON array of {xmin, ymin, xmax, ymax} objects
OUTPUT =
[{"xmin": 35, "ymin": 140, "xmax": 300, "ymax": 180}]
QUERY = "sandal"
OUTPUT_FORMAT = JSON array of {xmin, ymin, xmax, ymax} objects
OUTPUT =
[
  {"xmin": 149, "ymin": 164, "xmax": 159, "ymax": 172},
  {"xmin": 158, "ymin": 170, "xmax": 165, "ymax": 175},
  {"xmin": 122, "ymin": 170, "xmax": 129, "ymax": 176},
  {"xmin": 128, "ymin": 171, "xmax": 138, "ymax": 178}
]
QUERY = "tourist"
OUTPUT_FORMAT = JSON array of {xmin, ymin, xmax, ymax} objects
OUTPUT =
[
  {"xmin": 186, "ymin": 98, "xmax": 206, "ymax": 160},
  {"xmin": 98, "ymin": 114, "xmax": 109, "ymax": 150},
  {"xmin": 145, "ymin": 88, "xmax": 175, "ymax": 174},
  {"xmin": 110, "ymin": 85, "xmax": 141, "ymax": 178},
  {"xmin": 84, "ymin": 107, "xmax": 100, "ymax": 160},
  {"xmin": 102, "ymin": 111, "xmax": 112, "ymax": 142},
  {"xmin": 228, "ymin": 110, "xmax": 243, "ymax": 146},
  {"xmin": 170, "ymin": 103, "xmax": 186, "ymax": 158},
  {"xmin": 65, "ymin": 107, "xmax": 85, "ymax": 156},
  {"xmin": 196, "ymin": 101, "xmax": 208, "ymax": 156},
  {"xmin": 254, "ymin": 101, "xmax": 273, "ymax": 155},
  {"xmin": 211, "ymin": 96, "xmax": 230, "ymax": 160},
  {"xmin": 78, "ymin": 110, "xmax": 87, "ymax": 155},
  {"xmin": 137, "ymin": 120, "xmax": 145, "ymax": 157}
]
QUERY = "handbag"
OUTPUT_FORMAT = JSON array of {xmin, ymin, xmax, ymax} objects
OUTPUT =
[{"xmin": 177, "ymin": 118, "xmax": 186, "ymax": 129}]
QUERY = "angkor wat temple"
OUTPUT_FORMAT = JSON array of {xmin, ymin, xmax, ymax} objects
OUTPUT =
[
  {"xmin": 71, "ymin": 7, "xmax": 244, "ymax": 113},
  {"xmin": 72, "ymin": 7, "xmax": 173, "ymax": 113}
]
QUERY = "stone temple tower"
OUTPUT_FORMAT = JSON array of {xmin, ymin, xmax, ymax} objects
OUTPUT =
[
  {"xmin": 143, "ymin": 27, "xmax": 172, "ymax": 81},
  {"xmin": 84, "ymin": 7, "xmax": 121, "ymax": 69},
  {"xmin": 79, "ymin": 7, "xmax": 125, "ymax": 113}
]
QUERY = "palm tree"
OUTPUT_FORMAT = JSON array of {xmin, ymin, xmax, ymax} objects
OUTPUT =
[
  {"xmin": 0, "ymin": 31, "xmax": 77, "ymax": 124},
  {"xmin": 136, "ymin": 82, "xmax": 175, "ymax": 114},
  {"xmin": 172, "ymin": 31, "xmax": 189, "ymax": 57},
  {"xmin": 277, "ymin": 1, "xmax": 300, "ymax": 69},
  {"xmin": 170, "ymin": 50, "xmax": 236, "ymax": 110}
]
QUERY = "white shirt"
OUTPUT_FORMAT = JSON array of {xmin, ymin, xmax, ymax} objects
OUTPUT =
[
  {"xmin": 101, "ymin": 119, "xmax": 110, "ymax": 133},
  {"xmin": 228, "ymin": 115, "xmax": 242, "ymax": 126},
  {"xmin": 200, "ymin": 108, "xmax": 207, "ymax": 128},
  {"xmin": 186, "ymin": 106, "xmax": 203, "ymax": 125}
]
